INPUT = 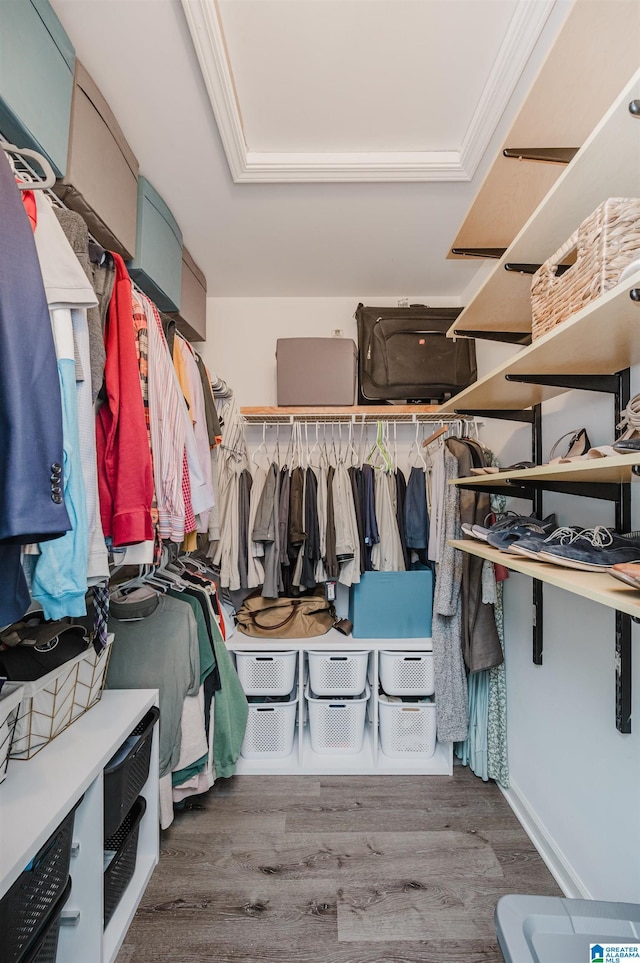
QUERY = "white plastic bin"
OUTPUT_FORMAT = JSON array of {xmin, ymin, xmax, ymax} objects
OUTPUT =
[
  {"xmin": 235, "ymin": 650, "xmax": 297, "ymax": 697},
  {"xmin": 307, "ymin": 651, "xmax": 369, "ymax": 696},
  {"xmin": 241, "ymin": 692, "xmax": 298, "ymax": 758},
  {"xmin": 379, "ymin": 651, "xmax": 435, "ymax": 697},
  {"xmin": 0, "ymin": 682, "xmax": 23, "ymax": 784},
  {"xmin": 378, "ymin": 694, "xmax": 436, "ymax": 758},
  {"xmin": 306, "ymin": 682, "xmax": 370, "ymax": 754}
]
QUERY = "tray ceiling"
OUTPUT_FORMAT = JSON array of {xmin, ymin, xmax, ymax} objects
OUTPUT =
[{"xmin": 182, "ymin": 0, "xmax": 555, "ymax": 182}]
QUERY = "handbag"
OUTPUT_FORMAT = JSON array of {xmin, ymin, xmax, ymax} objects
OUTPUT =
[{"xmin": 236, "ymin": 592, "xmax": 337, "ymax": 639}]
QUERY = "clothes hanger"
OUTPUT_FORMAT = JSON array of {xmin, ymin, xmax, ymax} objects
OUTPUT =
[
  {"xmin": 407, "ymin": 420, "xmax": 427, "ymax": 470},
  {"xmin": 368, "ymin": 420, "xmax": 392, "ymax": 472},
  {"xmin": 422, "ymin": 424, "xmax": 448, "ymax": 449},
  {"xmin": 2, "ymin": 141, "xmax": 56, "ymax": 190}
]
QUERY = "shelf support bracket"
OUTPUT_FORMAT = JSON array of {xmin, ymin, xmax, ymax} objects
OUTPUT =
[
  {"xmin": 505, "ymin": 373, "xmax": 622, "ymax": 394},
  {"xmin": 532, "ymin": 405, "xmax": 543, "ymax": 664},
  {"xmin": 616, "ymin": 611, "xmax": 632, "ymax": 733},
  {"xmin": 457, "ymin": 482, "xmax": 535, "ymax": 499},
  {"xmin": 452, "ymin": 329, "xmax": 532, "ymax": 346},
  {"xmin": 503, "ymin": 147, "xmax": 578, "ymax": 164},
  {"xmin": 450, "ymin": 247, "xmax": 506, "ymax": 259},
  {"xmin": 504, "ymin": 262, "xmax": 572, "ymax": 276},
  {"xmin": 454, "ymin": 408, "xmax": 534, "ymax": 423}
]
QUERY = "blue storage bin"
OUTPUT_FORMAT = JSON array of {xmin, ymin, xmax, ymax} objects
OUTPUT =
[
  {"xmin": 0, "ymin": 0, "xmax": 75, "ymax": 176},
  {"xmin": 127, "ymin": 177, "xmax": 183, "ymax": 312},
  {"xmin": 349, "ymin": 571, "xmax": 433, "ymax": 639}
]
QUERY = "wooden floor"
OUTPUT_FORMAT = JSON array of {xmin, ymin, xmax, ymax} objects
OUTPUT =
[{"xmin": 116, "ymin": 766, "xmax": 561, "ymax": 963}]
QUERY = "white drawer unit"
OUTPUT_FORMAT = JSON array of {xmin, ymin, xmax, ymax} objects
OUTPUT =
[{"xmin": 227, "ymin": 632, "xmax": 452, "ymax": 776}]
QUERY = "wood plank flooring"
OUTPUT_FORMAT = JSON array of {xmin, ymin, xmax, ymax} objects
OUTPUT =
[{"xmin": 116, "ymin": 766, "xmax": 561, "ymax": 963}]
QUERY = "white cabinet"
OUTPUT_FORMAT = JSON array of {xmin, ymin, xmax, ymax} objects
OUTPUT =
[
  {"xmin": 228, "ymin": 631, "xmax": 453, "ymax": 775},
  {"xmin": 0, "ymin": 689, "xmax": 159, "ymax": 963}
]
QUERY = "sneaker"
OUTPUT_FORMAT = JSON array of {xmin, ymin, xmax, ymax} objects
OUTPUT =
[
  {"xmin": 463, "ymin": 511, "xmax": 520, "ymax": 542},
  {"xmin": 486, "ymin": 514, "xmax": 557, "ymax": 552},
  {"xmin": 537, "ymin": 526, "xmax": 640, "ymax": 571},
  {"xmin": 509, "ymin": 525, "xmax": 583, "ymax": 559}
]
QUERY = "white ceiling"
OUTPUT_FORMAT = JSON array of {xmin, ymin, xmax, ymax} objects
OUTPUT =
[{"xmin": 49, "ymin": 0, "xmax": 574, "ymax": 297}]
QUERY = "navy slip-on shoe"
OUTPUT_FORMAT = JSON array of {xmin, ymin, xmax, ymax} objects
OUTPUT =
[
  {"xmin": 538, "ymin": 526, "xmax": 640, "ymax": 571},
  {"xmin": 486, "ymin": 514, "xmax": 557, "ymax": 552}
]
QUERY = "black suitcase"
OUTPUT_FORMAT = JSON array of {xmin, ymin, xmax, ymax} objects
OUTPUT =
[{"xmin": 355, "ymin": 304, "xmax": 476, "ymax": 404}]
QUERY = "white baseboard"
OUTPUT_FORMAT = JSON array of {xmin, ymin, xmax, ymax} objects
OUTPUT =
[{"xmin": 499, "ymin": 779, "xmax": 592, "ymax": 899}]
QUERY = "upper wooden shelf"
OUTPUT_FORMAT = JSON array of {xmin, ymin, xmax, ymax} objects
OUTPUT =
[
  {"xmin": 450, "ymin": 539, "xmax": 640, "ymax": 620},
  {"xmin": 448, "ymin": 1, "xmax": 640, "ymax": 266},
  {"xmin": 452, "ymin": 453, "xmax": 640, "ymax": 489},
  {"xmin": 438, "ymin": 267, "xmax": 640, "ymax": 413},
  {"xmin": 449, "ymin": 66, "xmax": 640, "ymax": 337}
]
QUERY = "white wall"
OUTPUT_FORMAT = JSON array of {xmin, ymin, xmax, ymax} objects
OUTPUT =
[
  {"xmin": 481, "ymin": 357, "xmax": 640, "ymax": 902},
  {"xmin": 200, "ymin": 296, "xmax": 640, "ymax": 902},
  {"xmin": 200, "ymin": 295, "xmax": 460, "ymax": 407}
]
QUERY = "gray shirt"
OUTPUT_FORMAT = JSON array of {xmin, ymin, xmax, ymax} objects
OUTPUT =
[{"xmin": 107, "ymin": 594, "xmax": 200, "ymax": 776}]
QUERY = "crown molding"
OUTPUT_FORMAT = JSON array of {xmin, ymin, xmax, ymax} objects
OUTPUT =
[{"xmin": 181, "ymin": 0, "xmax": 555, "ymax": 184}]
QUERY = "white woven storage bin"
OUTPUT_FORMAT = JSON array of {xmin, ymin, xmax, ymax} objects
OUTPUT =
[
  {"xmin": 0, "ymin": 683, "xmax": 23, "ymax": 785},
  {"xmin": 241, "ymin": 692, "xmax": 298, "ymax": 758},
  {"xmin": 378, "ymin": 694, "xmax": 436, "ymax": 759},
  {"xmin": 306, "ymin": 682, "xmax": 370, "ymax": 754},
  {"xmin": 307, "ymin": 650, "xmax": 369, "ymax": 696},
  {"xmin": 71, "ymin": 634, "xmax": 113, "ymax": 721},
  {"xmin": 236, "ymin": 650, "xmax": 297, "ymax": 697},
  {"xmin": 10, "ymin": 649, "xmax": 86, "ymax": 760},
  {"xmin": 379, "ymin": 651, "xmax": 435, "ymax": 697}
]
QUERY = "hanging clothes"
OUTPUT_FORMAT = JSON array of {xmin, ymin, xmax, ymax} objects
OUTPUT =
[
  {"xmin": 237, "ymin": 468, "xmax": 253, "ymax": 589},
  {"xmin": 431, "ymin": 445, "xmax": 469, "ymax": 743},
  {"xmin": 96, "ymin": 253, "xmax": 154, "ymax": 546},
  {"xmin": 246, "ymin": 464, "xmax": 267, "ymax": 589},
  {"xmin": 30, "ymin": 191, "xmax": 96, "ymax": 619},
  {"xmin": 360, "ymin": 463, "xmax": 379, "ymax": 571},
  {"xmin": 53, "ymin": 207, "xmax": 109, "ymax": 584},
  {"xmin": 325, "ymin": 466, "xmax": 339, "ymax": 580},
  {"xmin": 252, "ymin": 463, "xmax": 281, "ymax": 598},
  {"xmin": 0, "ymin": 153, "xmax": 70, "ymax": 625},
  {"xmin": 394, "ymin": 468, "xmax": 411, "ymax": 569},
  {"xmin": 446, "ymin": 437, "xmax": 503, "ymax": 673},
  {"xmin": 333, "ymin": 464, "xmax": 360, "ymax": 586},
  {"xmin": 371, "ymin": 470, "xmax": 405, "ymax": 572},
  {"xmin": 405, "ymin": 465, "xmax": 430, "ymax": 566}
]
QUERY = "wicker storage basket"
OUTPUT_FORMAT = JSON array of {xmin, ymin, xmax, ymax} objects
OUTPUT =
[{"xmin": 531, "ymin": 197, "xmax": 640, "ymax": 340}]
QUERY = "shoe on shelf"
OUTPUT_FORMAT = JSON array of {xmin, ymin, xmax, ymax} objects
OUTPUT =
[
  {"xmin": 509, "ymin": 525, "xmax": 584, "ymax": 559},
  {"xmin": 463, "ymin": 510, "xmax": 521, "ymax": 541},
  {"xmin": 537, "ymin": 526, "xmax": 640, "ymax": 572},
  {"xmin": 486, "ymin": 514, "xmax": 557, "ymax": 552},
  {"xmin": 608, "ymin": 563, "xmax": 640, "ymax": 588},
  {"xmin": 548, "ymin": 428, "xmax": 591, "ymax": 464},
  {"xmin": 612, "ymin": 438, "xmax": 640, "ymax": 454},
  {"xmin": 468, "ymin": 460, "xmax": 535, "ymax": 476},
  {"xmin": 613, "ymin": 394, "xmax": 640, "ymax": 449}
]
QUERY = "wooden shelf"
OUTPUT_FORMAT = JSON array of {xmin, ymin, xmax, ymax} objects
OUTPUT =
[
  {"xmin": 452, "ymin": 453, "xmax": 640, "ymax": 489},
  {"xmin": 449, "ymin": 66, "xmax": 640, "ymax": 337},
  {"xmin": 241, "ymin": 405, "xmax": 442, "ymax": 421},
  {"xmin": 450, "ymin": 539, "xmax": 640, "ymax": 619},
  {"xmin": 439, "ymin": 268, "xmax": 640, "ymax": 413},
  {"xmin": 449, "ymin": 2, "xmax": 640, "ymax": 265}
]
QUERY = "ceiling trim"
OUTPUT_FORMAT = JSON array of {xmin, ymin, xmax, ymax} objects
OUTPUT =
[{"xmin": 181, "ymin": 0, "xmax": 555, "ymax": 184}]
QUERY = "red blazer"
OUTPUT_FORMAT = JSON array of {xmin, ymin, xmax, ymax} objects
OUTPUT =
[{"xmin": 96, "ymin": 254, "xmax": 153, "ymax": 545}]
